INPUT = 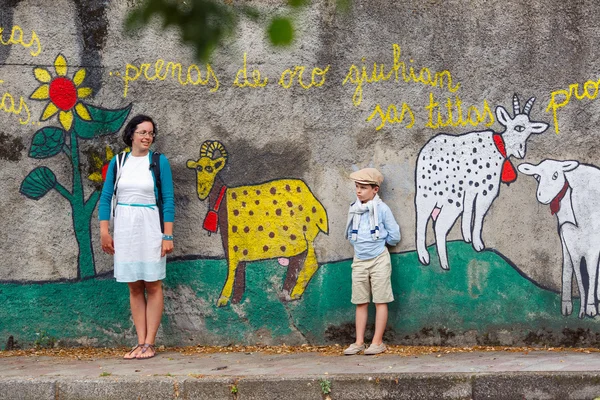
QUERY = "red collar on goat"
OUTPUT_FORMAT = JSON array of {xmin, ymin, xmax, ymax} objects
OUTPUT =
[
  {"xmin": 492, "ymin": 133, "xmax": 517, "ymax": 184},
  {"xmin": 203, "ymin": 185, "xmax": 227, "ymax": 234},
  {"xmin": 550, "ymin": 181, "xmax": 570, "ymax": 216}
]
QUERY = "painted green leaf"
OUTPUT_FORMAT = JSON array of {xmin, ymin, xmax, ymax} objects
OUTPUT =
[
  {"xmin": 268, "ymin": 18, "xmax": 294, "ymax": 46},
  {"xmin": 20, "ymin": 167, "xmax": 57, "ymax": 200},
  {"xmin": 73, "ymin": 103, "xmax": 132, "ymax": 139},
  {"xmin": 28, "ymin": 127, "xmax": 66, "ymax": 159}
]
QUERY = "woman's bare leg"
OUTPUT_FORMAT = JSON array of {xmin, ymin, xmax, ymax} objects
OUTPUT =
[
  {"xmin": 125, "ymin": 281, "xmax": 146, "ymax": 359},
  {"xmin": 137, "ymin": 280, "xmax": 163, "ymax": 359}
]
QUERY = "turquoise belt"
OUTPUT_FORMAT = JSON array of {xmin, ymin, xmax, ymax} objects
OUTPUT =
[{"xmin": 117, "ymin": 202, "xmax": 156, "ymax": 210}]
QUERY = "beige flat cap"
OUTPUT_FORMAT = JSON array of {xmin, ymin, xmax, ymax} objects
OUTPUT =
[{"xmin": 349, "ymin": 167, "xmax": 384, "ymax": 186}]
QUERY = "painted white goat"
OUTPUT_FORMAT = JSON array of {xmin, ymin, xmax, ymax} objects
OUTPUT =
[
  {"xmin": 415, "ymin": 94, "xmax": 549, "ymax": 270},
  {"xmin": 519, "ymin": 160, "xmax": 600, "ymax": 318}
]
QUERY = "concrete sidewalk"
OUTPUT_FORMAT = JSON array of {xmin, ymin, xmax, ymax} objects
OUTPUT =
[{"xmin": 2, "ymin": 349, "xmax": 600, "ymax": 399}]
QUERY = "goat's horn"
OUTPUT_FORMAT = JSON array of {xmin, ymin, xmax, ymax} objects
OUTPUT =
[
  {"xmin": 212, "ymin": 141, "xmax": 228, "ymax": 162},
  {"xmin": 523, "ymin": 97, "xmax": 536, "ymax": 115},
  {"xmin": 199, "ymin": 140, "xmax": 213, "ymax": 157},
  {"xmin": 199, "ymin": 140, "xmax": 228, "ymax": 162},
  {"xmin": 513, "ymin": 94, "xmax": 520, "ymax": 115}
]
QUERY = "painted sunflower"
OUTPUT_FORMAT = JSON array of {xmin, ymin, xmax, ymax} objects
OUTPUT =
[
  {"xmin": 88, "ymin": 145, "xmax": 131, "ymax": 185},
  {"xmin": 30, "ymin": 54, "xmax": 93, "ymax": 131},
  {"xmin": 88, "ymin": 145, "xmax": 115, "ymax": 184}
]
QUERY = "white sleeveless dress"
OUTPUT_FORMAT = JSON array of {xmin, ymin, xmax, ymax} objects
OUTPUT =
[{"xmin": 113, "ymin": 154, "xmax": 166, "ymax": 282}]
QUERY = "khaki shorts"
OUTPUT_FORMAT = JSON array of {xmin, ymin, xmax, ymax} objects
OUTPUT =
[{"xmin": 351, "ymin": 248, "xmax": 394, "ymax": 304}]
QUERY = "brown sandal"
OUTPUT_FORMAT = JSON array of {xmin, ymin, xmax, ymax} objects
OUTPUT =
[
  {"xmin": 123, "ymin": 344, "xmax": 144, "ymax": 360},
  {"xmin": 136, "ymin": 343, "xmax": 156, "ymax": 359}
]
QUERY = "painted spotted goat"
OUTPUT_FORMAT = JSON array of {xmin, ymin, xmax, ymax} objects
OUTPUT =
[
  {"xmin": 187, "ymin": 140, "xmax": 329, "ymax": 307},
  {"xmin": 415, "ymin": 94, "xmax": 549, "ymax": 270}
]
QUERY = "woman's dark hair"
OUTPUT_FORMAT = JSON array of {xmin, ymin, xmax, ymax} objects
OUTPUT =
[{"xmin": 122, "ymin": 114, "xmax": 157, "ymax": 146}]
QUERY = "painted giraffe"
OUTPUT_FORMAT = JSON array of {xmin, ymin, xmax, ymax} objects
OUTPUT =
[{"xmin": 187, "ymin": 140, "xmax": 329, "ymax": 307}]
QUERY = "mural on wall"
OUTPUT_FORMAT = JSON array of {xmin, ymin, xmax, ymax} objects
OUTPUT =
[
  {"xmin": 5, "ymin": 0, "xmax": 600, "ymax": 348},
  {"xmin": 19, "ymin": 54, "xmax": 132, "ymax": 279},
  {"xmin": 519, "ymin": 160, "xmax": 600, "ymax": 319},
  {"xmin": 414, "ymin": 94, "xmax": 549, "ymax": 270},
  {"xmin": 186, "ymin": 140, "xmax": 329, "ymax": 307}
]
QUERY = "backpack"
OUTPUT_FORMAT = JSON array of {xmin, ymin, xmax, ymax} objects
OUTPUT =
[{"xmin": 112, "ymin": 151, "xmax": 164, "ymax": 232}]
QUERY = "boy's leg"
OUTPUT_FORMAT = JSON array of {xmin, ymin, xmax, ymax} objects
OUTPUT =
[
  {"xmin": 345, "ymin": 257, "xmax": 370, "ymax": 355},
  {"xmin": 344, "ymin": 303, "xmax": 368, "ymax": 355},
  {"xmin": 351, "ymin": 257, "xmax": 371, "ymax": 346},
  {"xmin": 372, "ymin": 303, "xmax": 388, "ymax": 345},
  {"xmin": 355, "ymin": 303, "xmax": 368, "ymax": 345},
  {"xmin": 367, "ymin": 249, "xmax": 393, "ymax": 353}
]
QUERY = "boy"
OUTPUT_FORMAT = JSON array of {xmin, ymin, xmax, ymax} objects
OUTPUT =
[{"xmin": 344, "ymin": 167, "xmax": 400, "ymax": 355}]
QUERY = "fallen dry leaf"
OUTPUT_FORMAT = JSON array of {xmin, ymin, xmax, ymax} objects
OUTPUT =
[{"xmin": 1, "ymin": 344, "xmax": 599, "ymax": 359}]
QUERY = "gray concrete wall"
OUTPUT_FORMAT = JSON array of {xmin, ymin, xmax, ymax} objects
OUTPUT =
[{"xmin": 3, "ymin": 0, "xmax": 600, "ymax": 348}]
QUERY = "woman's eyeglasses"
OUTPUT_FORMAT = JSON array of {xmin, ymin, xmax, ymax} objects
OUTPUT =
[{"xmin": 134, "ymin": 131, "xmax": 156, "ymax": 138}]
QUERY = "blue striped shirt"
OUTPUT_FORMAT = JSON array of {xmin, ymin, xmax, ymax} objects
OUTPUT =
[{"xmin": 347, "ymin": 201, "xmax": 401, "ymax": 260}]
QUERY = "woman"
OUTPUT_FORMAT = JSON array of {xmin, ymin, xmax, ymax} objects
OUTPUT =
[{"xmin": 98, "ymin": 114, "xmax": 175, "ymax": 360}]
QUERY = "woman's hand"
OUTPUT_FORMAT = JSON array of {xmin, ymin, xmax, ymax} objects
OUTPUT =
[
  {"xmin": 101, "ymin": 232, "xmax": 115, "ymax": 255},
  {"xmin": 161, "ymin": 239, "xmax": 174, "ymax": 257}
]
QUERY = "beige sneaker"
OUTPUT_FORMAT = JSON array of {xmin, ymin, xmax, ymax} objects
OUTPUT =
[
  {"xmin": 364, "ymin": 342, "xmax": 386, "ymax": 355},
  {"xmin": 343, "ymin": 343, "xmax": 365, "ymax": 355}
]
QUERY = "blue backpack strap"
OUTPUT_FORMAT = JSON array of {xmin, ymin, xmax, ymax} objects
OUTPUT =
[{"xmin": 151, "ymin": 151, "xmax": 164, "ymax": 232}]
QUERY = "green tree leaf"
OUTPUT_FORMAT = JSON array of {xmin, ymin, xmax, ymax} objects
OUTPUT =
[
  {"xmin": 20, "ymin": 167, "xmax": 57, "ymax": 200},
  {"xmin": 126, "ymin": 0, "xmax": 352, "ymax": 61},
  {"xmin": 126, "ymin": 0, "xmax": 237, "ymax": 62},
  {"xmin": 73, "ymin": 103, "xmax": 133, "ymax": 139},
  {"xmin": 268, "ymin": 18, "xmax": 294, "ymax": 46},
  {"xmin": 29, "ymin": 127, "xmax": 66, "ymax": 159}
]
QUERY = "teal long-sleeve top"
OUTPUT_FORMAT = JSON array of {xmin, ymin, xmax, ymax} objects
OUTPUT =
[{"xmin": 98, "ymin": 151, "xmax": 175, "ymax": 222}]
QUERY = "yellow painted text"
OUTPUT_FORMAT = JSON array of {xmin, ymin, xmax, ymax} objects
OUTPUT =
[
  {"xmin": 366, "ymin": 102, "xmax": 415, "ymax": 130},
  {"xmin": 278, "ymin": 65, "xmax": 330, "ymax": 89},
  {"xmin": 117, "ymin": 59, "xmax": 219, "ymax": 97},
  {"xmin": 425, "ymin": 93, "xmax": 494, "ymax": 129},
  {"xmin": 546, "ymin": 79, "xmax": 600, "ymax": 134},
  {"xmin": 0, "ymin": 25, "xmax": 41, "ymax": 57},
  {"xmin": 234, "ymin": 53, "xmax": 268, "ymax": 88},
  {"xmin": 0, "ymin": 82, "xmax": 31, "ymax": 125},
  {"xmin": 343, "ymin": 44, "xmax": 461, "ymax": 106}
]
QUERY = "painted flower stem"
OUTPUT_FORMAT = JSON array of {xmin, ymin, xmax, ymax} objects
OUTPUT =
[
  {"xmin": 54, "ymin": 181, "xmax": 73, "ymax": 202},
  {"xmin": 68, "ymin": 128, "xmax": 97, "ymax": 279}
]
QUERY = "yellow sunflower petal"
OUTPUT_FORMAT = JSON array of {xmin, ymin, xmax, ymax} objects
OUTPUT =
[
  {"xmin": 41, "ymin": 102, "xmax": 59, "ymax": 121},
  {"xmin": 30, "ymin": 84, "xmax": 49, "ymax": 100},
  {"xmin": 77, "ymin": 87, "xmax": 92, "ymax": 99},
  {"xmin": 90, "ymin": 153, "xmax": 103, "ymax": 169},
  {"xmin": 54, "ymin": 54, "xmax": 67, "ymax": 77},
  {"xmin": 88, "ymin": 172, "xmax": 103, "ymax": 183},
  {"xmin": 105, "ymin": 146, "xmax": 114, "ymax": 160},
  {"xmin": 73, "ymin": 69, "xmax": 86, "ymax": 86},
  {"xmin": 34, "ymin": 68, "xmax": 52, "ymax": 83},
  {"xmin": 59, "ymin": 110, "xmax": 73, "ymax": 131},
  {"xmin": 75, "ymin": 102, "xmax": 91, "ymax": 120}
]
